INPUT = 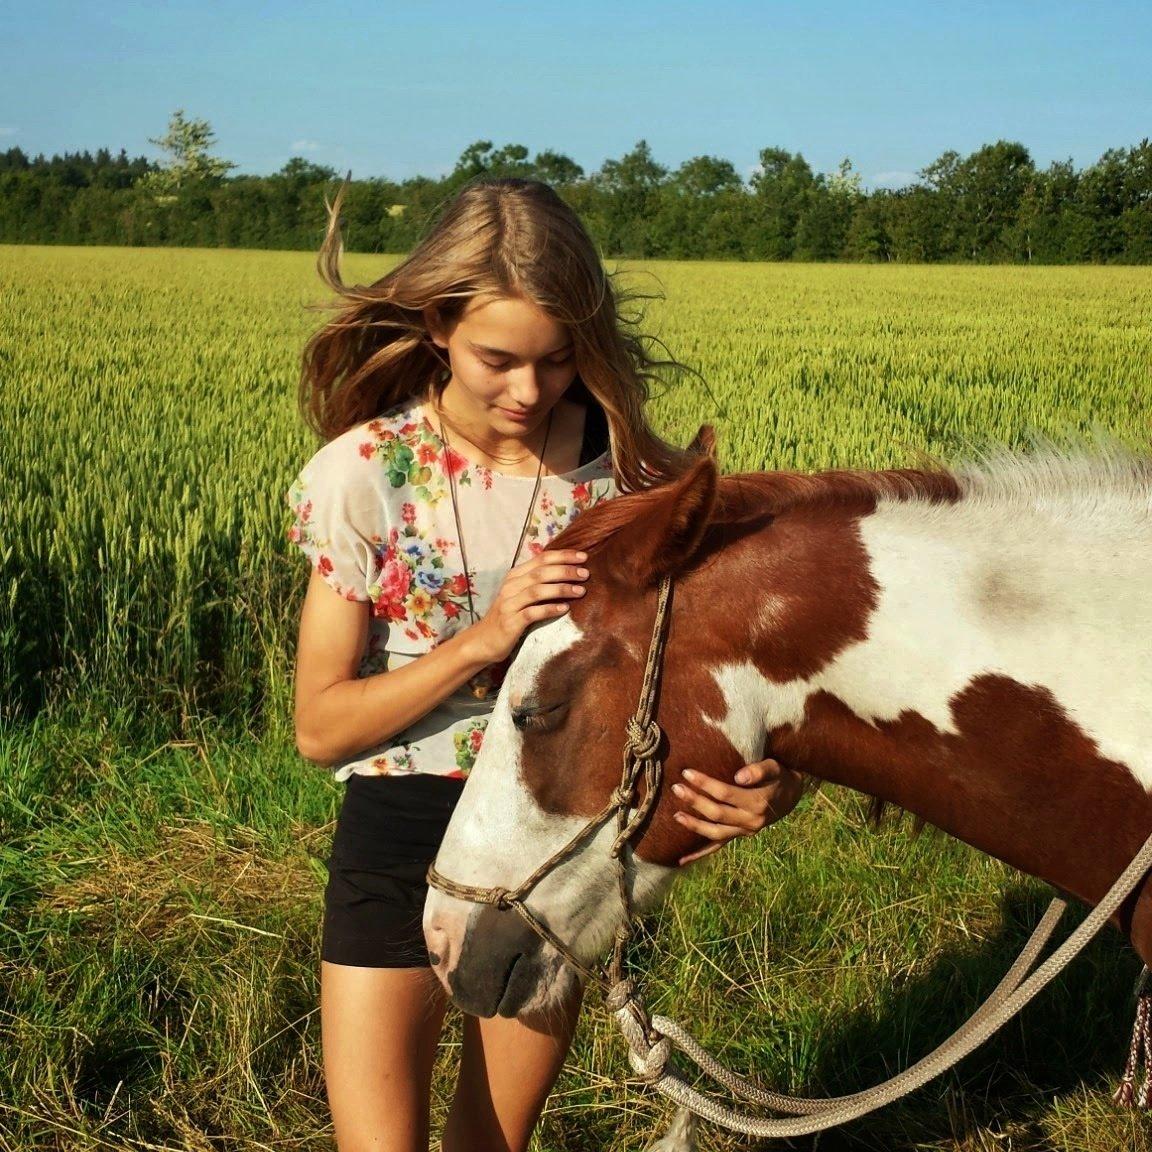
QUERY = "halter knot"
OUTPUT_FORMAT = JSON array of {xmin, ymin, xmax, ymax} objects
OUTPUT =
[
  {"xmin": 625, "ymin": 717, "xmax": 662, "ymax": 760},
  {"xmin": 605, "ymin": 978, "xmax": 637, "ymax": 1013},
  {"xmin": 630, "ymin": 1034, "xmax": 673, "ymax": 1083},
  {"xmin": 488, "ymin": 887, "xmax": 513, "ymax": 910},
  {"xmin": 611, "ymin": 784, "xmax": 634, "ymax": 808}
]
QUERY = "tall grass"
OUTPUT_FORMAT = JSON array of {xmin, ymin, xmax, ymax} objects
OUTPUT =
[
  {"xmin": 3, "ymin": 248, "xmax": 1149, "ymax": 726},
  {"xmin": 3, "ymin": 718, "xmax": 1147, "ymax": 1151},
  {"xmin": 2, "ymin": 246, "xmax": 1151, "ymax": 1149}
]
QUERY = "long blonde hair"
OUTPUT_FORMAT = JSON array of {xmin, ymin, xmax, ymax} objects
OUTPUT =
[{"xmin": 299, "ymin": 177, "xmax": 694, "ymax": 491}]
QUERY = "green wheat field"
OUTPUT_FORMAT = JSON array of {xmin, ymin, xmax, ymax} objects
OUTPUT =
[{"xmin": 2, "ymin": 245, "xmax": 1151, "ymax": 1151}]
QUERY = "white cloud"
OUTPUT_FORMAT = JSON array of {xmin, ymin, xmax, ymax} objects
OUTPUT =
[
  {"xmin": 290, "ymin": 139, "xmax": 322, "ymax": 153},
  {"xmin": 872, "ymin": 170, "xmax": 917, "ymax": 189},
  {"xmin": 0, "ymin": 126, "xmax": 17, "ymax": 138}
]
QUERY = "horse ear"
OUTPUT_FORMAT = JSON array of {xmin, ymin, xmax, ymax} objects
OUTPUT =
[
  {"xmin": 617, "ymin": 454, "xmax": 719, "ymax": 588},
  {"xmin": 687, "ymin": 423, "xmax": 717, "ymax": 458}
]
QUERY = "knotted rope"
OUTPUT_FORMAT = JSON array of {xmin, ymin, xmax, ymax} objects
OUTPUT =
[
  {"xmin": 1114, "ymin": 967, "xmax": 1152, "ymax": 1109},
  {"xmin": 610, "ymin": 827, "xmax": 1152, "ymax": 1137}
]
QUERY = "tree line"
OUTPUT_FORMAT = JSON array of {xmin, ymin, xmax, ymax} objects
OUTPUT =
[{"xmin": 2, "ymin": 115, "xmax": 1149, "ymax": 262}]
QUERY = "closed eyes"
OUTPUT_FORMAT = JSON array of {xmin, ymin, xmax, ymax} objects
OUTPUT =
[
  {"xmin": 510, "ymin": 700, "xmax": 569, "ymax": 732},
  {"xmin": 481, "ymin": 357, "xmax": 572, "ymax": 372},
  {"xmin": 474, "ymin": 345, "xmax": 574, "ymax": 371}
]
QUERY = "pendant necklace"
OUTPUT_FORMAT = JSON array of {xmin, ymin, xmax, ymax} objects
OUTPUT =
[{"xmin": 436, "ymin": 408, "xmax": 553, "ymax": 699}]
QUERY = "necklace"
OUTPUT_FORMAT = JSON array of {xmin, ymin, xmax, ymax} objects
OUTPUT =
[{"xmin": 436, "ymin": 407, "xmax": 553, "ymax": 699}]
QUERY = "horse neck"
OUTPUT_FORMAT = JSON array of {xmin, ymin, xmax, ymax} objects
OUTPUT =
[{"xmin": 719, "ymin": 494, "xmax": 1152, "ymax": 913}]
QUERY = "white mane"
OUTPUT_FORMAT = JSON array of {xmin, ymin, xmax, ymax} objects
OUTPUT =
[{"xmin": 953, "ymin": 442, "xmax": 1152, "ymax": 516}]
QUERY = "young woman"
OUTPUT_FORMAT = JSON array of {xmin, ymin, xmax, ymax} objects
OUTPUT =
[{"xmin": 287, "ymin": 178, "xmax": 804, "ymax": 1152}]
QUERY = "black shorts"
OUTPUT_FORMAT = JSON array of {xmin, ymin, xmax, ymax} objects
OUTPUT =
[{"xmin": 322, "ymin": 772, "xmax": 466, "ymax": 968}]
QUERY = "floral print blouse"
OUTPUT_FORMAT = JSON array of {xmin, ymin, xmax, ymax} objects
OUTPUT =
[{"xmin": 287, "ymin": 400, "xmax": 617, "ymax": 781}]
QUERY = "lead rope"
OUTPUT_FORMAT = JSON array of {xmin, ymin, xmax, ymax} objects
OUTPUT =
[
  {"xmin": 614, "ymin": 825, "xmax": 1152, "ymax": 1138},
  {"xmin": 1114, "ymin": 966, "xmax": 1152, "ymax": 1108},
  {"xmin": 620, "ymin": 895, "xmax": 1067, "ymax": 1117},
  {"xmin": 606, "ymin": 578, "xmax": 675, "ymax": 1050}
]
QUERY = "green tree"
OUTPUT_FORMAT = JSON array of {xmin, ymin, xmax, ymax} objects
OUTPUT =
[
  {"xmin": 748, "ymin": 147, "xmax": 814, "ymax": 259},
  {"xmin": 452, "ymin": 140, "xmax": 495, "ymax": 182},
  {"xmin": 651, "ymin": 155, "xmax": 748, "ymax": 257},
  {"xmin": 794, "ymin": 159, "xmax": 862, "ymax": 260},
  {"xmin": 669, "ymin": 155, "xmax": 742, "ymax": 198},
  {"xmin": 828, "ymin": 157, "xmax": 863, "ymax": 199},
  {"xmin": 592, "ymin": 141, "xmax": 668, "ymax": 256},
  {"xmin": 533, "ymin": 149, "xmax": 584, "ymax": 186},
  {"xmin": 487, "ymin": 143, "xmax": 533, "ymax": 177},
  {"xmin": 141, "ymin": 110, "xmax": 236, "ymax": 195},
  {"xmin": 957, "ymin": 140, "xmax": 1034, "ymax": 260},
  {"xmin": 277, "ymin": 157, "xmax": 338, "ymax": 184},
  {"xmin": 448, "ymin": 140, "xmax": 540, "ymax": 187},
  {"xmin": 884, "ymin": 185, "xmax": 949, "ymax": 262},
  {"xmin": 1119, "ymin": 138, "xmax": 1152, "ymax": 261},
  {"xmin": 842, "ymin": 193, "xmax": 891, "ymax": 261},
  {"xmin": 594, "ymin": 139, "xmax": 667, "ymax": 195}
]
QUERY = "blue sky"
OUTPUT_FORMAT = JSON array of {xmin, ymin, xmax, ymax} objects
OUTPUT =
[{"xmin": 2, "ymin": 1, "xmax": 1149, "ymax": 190}]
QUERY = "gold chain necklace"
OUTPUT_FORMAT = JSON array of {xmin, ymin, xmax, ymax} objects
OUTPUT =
[{"xmin": 436, "ymin": 409, "xmax": 553, "ymax": 699}]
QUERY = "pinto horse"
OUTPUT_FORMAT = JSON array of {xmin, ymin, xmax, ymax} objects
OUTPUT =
[{"xmin": 424, "ymin": 450, "xmax": 1152, "ymax": 1041}]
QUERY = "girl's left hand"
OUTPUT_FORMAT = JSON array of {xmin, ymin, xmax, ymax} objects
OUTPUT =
[{"xmin": 671, "ymin": 758, "xmax": 805, "ymax": 865}]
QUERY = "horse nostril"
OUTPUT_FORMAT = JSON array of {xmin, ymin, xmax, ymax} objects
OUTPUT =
[{"xmin": 425, "ymin": 921, "xmax": 449, "ymax": 971}]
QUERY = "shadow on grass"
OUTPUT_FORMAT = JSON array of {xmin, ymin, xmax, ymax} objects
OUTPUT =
[{"xmin": 644, "ymin": 881, "xmax": 1146, "ymax": 1151}]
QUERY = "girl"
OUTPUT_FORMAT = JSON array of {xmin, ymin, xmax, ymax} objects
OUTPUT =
[{"xmin": 287, "ymin": 177, "xmax": 803, "ymax": 1152}]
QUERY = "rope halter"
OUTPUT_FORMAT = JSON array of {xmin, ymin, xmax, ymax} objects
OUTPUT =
[{"xmin": 426, "ymin": 575, "xmax": 676, "ymax": 994}]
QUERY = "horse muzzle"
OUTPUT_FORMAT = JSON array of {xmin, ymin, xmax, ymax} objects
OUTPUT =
[{"xmin": 425, "ymin": 897, "xmax": 566, "ymax": 1018}]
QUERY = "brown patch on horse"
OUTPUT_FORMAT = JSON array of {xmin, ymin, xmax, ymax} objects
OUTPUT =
[
  {"xmin": 518, "ymin": 591, "xmax": 758, "ymax": 866},
  {"xmin": 528, "ymin": 457, "xmax": 964, "ymax": 866},
  {"xmin": 719, "ymin": 465, "xmax": 962, "ymax": 522},
  {"xmin": 743, "ymin": 505, "xmax": 882, "ymax": 682},
  {"xmin": 621, "ymin": 496, "xmax": 896, "ymax": 865},
  {"xmin": 769, "ymin": 675, "xmax": 1152, "ymax": 959},
  {"xmin": 532, "ymin": 459, "xmax": 964, "ymax": 866},
  {"xmin": 524, "ymin": 483, "xmax": 895, "ymax": 866},
  {"xmin": 514, "ymin": 627, "xmax": 645, "ymax": 819}
]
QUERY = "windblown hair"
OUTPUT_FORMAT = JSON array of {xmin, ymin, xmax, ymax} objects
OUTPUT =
[{"xmin": 299, "ymin": 177, "xmax": 697, "ymax": 492}]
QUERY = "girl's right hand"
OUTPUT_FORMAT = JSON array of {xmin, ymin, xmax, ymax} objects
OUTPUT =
[{"xmin": 464, "ymin": 550, "xmax": 590, "ymax": 666}]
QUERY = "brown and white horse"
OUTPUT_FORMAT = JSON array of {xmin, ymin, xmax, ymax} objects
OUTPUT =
[{"xmin": 424, "ymin": 450, "xmax": 1152, "ymax": 1023}]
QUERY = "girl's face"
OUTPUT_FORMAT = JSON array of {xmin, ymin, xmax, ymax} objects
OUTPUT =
[{"xmin": 425, "ymin": 294, "xmax": 578, "ymax": 439}]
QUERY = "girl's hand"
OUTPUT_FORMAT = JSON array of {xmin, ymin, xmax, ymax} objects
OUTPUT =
[
  {"xmin": 671, "ymin": 758, "xmax": 805, "ymax": 865},
  {"xmin": 464, "ymin": 550, "xmax": 590, "ymax": 666}
]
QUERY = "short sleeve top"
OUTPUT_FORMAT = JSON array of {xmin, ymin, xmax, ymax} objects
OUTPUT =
[{"xmin": 286, "ymin": 399, "xmax": 617, "ymax": 781}]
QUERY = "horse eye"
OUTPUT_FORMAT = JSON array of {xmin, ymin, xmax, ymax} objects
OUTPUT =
[{"xmin": 511, "ymin": 702, "xmax": 567, "ymax": 732}]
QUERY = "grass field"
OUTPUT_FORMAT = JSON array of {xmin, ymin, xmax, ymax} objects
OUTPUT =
[{"xmin": 2, "ymin": 246, "xmax": 1152, "ymax": 1150}]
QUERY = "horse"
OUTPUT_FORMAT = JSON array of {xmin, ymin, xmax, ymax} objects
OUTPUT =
[{"xmin": 423, "ymin": 447, "xmax": 1152, "ymax": 1085}]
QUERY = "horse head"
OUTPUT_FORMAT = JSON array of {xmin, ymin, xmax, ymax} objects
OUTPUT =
[{"xmin": 423, "ymin": 454, "xmax": 780, "ymax": 1018}]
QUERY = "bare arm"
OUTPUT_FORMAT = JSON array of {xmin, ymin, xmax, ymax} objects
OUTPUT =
[
  {"xmin": 293, "ymin": 568, "xmax": 491, "ymax": 764},
  {"xmin": 293, "ymin": 550, "xmax": 590, "ymax": 766}
]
